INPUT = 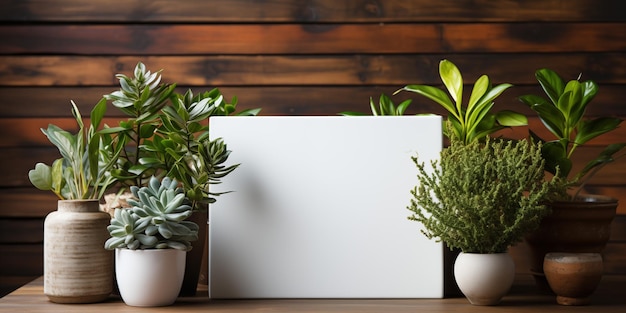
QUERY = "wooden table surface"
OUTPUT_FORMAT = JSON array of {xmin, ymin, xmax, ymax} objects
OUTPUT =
[{"xmin": 1, "ymin": 275, "xmax": 624, "ymax": 312}]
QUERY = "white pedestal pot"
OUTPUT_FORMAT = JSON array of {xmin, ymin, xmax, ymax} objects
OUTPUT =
[
  {"xmin": 454, "ymin": 252, "xmax": 515, "ymax": 305},
  {"xmin": 115, "ymin": 249, "xmax": 186, "ymax": 307}
]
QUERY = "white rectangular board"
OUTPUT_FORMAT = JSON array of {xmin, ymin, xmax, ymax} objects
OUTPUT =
[{"xmin": 208, "ymin": 116, "xmax": 443, "ymax": 299}]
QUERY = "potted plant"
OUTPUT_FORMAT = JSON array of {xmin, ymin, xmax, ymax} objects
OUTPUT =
[
  {"xmin": 396, "ymin": 60, "xmax": 553, "ymax": 305},
  {"xmin": 519, "ymin": 68, "xmax": 625, "ymax": 286},
  {"xmin": 409, "ymin": 136, "xmax": 557, "ymax": 305},
  {"xmin": 105, "ymin": 176, "xmax": 199, "ymax": 307},
  {"xmin": 27, "ymin": 100, "xmax": 119, "ymax": 303},
  {"xmin": 100, "ymin": 62, "xmax": 259, "ymax": 295}
]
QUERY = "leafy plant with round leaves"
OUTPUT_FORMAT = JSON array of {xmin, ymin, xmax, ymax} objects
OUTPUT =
[
  {"xmin": 395, "ymin": 59, "xmax": 527, "ymax": 145},
  {"xmin": 519, "ymin": 68, "xmax": 625, "ymax": 199},
  {"xmin": 104, "ymin": 176, "xmax": 199, "ymax": 251}
]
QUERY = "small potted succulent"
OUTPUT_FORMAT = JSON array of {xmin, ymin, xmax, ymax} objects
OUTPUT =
[
  {"xmin": 27, "ymin": 99, "xmax": 119, "ymax": 303},
  {"xmin": 105, "ymin": 176, "xmax": 199, "ymax": 307},
  {"xmin": 99, "ymin": 62, "xmax": 259, "ymax": 295},
  {"xmin": 519, "ymin": 68, "xmax": 625, "ymax": 287}
]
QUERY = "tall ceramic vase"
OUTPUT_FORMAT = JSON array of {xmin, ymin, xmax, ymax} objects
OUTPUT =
[
  {"xmin": 454, "ymin": 252, "xmax": 515, "ymax": 305},
  {"xmin": 44, "ymin": 199, "xmax": 113, "ymax": 303}
]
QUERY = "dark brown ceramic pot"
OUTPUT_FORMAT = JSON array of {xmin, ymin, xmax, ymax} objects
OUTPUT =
[
  {"xmin": 178, "ymin": 210, "xmax": 208, "ymax": 296},
  {"xmin": 525, "ymin": 195, "xmax": 617, "ymax": 290}
]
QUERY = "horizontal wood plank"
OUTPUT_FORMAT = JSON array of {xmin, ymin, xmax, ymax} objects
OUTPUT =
[
  {"xmin": 1, "ymin": 0, "xmax": 624, "ymax": 23},
  {"xmin": 5, "ymin": 117, "xmax": 626, "ymax": 148},
  {"xmin": 2, "ymin": 85, "xmax": 626, "ymax": 118},
  {"xmin": 2, "ymin": 54, "xmax": 626, "ymax": 87},
  {"xmin": 0, "ymin": 189, "xmax": 58, "ymax": 218},
  {"xmin": 0, "ymin": 218, "xmax": 43, "ymax": 244},
  {"xmin": 1, "ymin": 23, "xmax": 625, "ymax": 55},
  {"xmin": 0, "ymin": 245, "xmax": 42, "ymax": 276}
]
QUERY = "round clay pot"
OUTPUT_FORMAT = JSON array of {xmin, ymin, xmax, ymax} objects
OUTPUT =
[
  {"xmin": 543, "ymin": 252, "xmax": 603, "ymax": 305},
  {"xmin": 454, "ymin": 252, "xmax": 515, "ymax": 305},
  {"xmin": 525, "ymin": 195, "xmax": 616, "ymax": 289}
]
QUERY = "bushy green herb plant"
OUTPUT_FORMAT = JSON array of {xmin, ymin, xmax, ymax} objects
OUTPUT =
[
  {"xmin": 395, "ymin": 59, "xmax": 527, "ymax": 144},
  {"xmin": 28, "ymin": 100, "xmax": 119, "ymax": 199},
  {"xmin": 408, "ymin": 138, "xmax": 558, "ymax": 254},
  {"xmin": 519, "ymin": 68, "xmax": 625, "ymax": 199},
  {"xmin": 104, "ymin": 176, "xmax": 199, "ymax": 251}
]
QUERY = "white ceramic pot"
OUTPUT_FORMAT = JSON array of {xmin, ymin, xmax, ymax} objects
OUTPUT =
[
  {"xmin": 454, "ymin": 252, "xmax": 515, "ymax": 305},
  {"xmin": 115, "ymin": 249, "xmax": 186, "ymax": 307}
]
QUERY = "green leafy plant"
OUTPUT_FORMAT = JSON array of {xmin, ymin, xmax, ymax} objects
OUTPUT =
[
  {"xmin": 395, "ymin": 59, "xmax": 527, "ymax": 144},
  {"xmin": 101, "ymin": 62, "xmax": 260, "ymax": 210},
  {"xmin": 408, "ymin": 138, "xmax": 558, "ymax": 254},
  {"xmin": 101, "ymin": 62, "xmax": 177, "ymax": 188},
  {"xmin": 519, "ymin": 68, "xmax": 625, "ymax": 199},
  {"xmin": 104, "ymin": 176, "xmax": 199, "ymax": 251},
  {"xmin": 28, "ymin": 100, "xmax": 119, "ymax": 199},
  {"xmin": 340, "ymin": 93, "xmax": 412, "ymax": 116}
]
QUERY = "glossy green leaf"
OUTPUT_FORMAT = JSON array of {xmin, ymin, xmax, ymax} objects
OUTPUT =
[
  {"xmin": 542, "ymin": 141, "xmax": 572, "ymax": 177},
  {"xmin": 399, "ymin": 85, "xmax": 456, "ymax": 117},
  {"xmin": 439, "ymin": 60, "xmax": 463, "ymax": 110},
  {"xmin": 575, "ymin": 117, "xmax": 622, "ymax": 145},
  {"xmin": 562, "ymin": 82, "xmax": 585, "ymax": 128},
  {"xmin": 577, "ymin": 143, "xmax": 626, "ymax": 181},
  {"xmin": 535, "ymin": 68, "xmax": 565, "ymax": 105},
  {"xmin": 467, "ymin": 75, "xmax": 489, "ymax": 111},
  {"xmin": 530, "ymin": 102, "xmax": 566, "ymax": 138},
  {"xmin": 495, "ymin": 110, "xmax": 528, "ymax": 126}
]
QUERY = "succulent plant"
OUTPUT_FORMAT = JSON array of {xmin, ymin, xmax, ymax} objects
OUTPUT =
[
  {"xmin": 104, "ymin": 176, "xmax": 199, "ymax": 251},
  {"xmin": 101, "ymin": 62, "xmax": 259, "ymax": 211}
]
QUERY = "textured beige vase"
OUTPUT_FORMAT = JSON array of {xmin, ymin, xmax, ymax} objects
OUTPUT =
[{"xmin": 44, "ymin": 200, "xmax": 113, "ymax": 303}]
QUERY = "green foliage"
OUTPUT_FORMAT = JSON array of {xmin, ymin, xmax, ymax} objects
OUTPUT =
[
  {"xmin": 340, "ymin": 93, "xmax": 413, "ymax": 116},
  {"xmin": 102, "ymin": 62, "xmax": 259, "ymax": 210},
  {"xmin": 519, "ymin": 68, "xmax": 625, "ymax": 198},
  {"xmin": 395, "ymin": 59, "xmax": 527, "ymax": 145},
  {"xmin": 104, "ymin": 176, "xmax": 199, "ymax": 251},
  {"xmin": 28, "ymin": 99, "xmax": 119, "ymax": 199},
  {"xmin": 408, "ymin": 138, "xmax": 558, "ymax": 254}
]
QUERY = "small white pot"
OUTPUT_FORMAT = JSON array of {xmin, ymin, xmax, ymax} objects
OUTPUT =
[
  {"xmin": 454, "ymin": 252, "xmax": 515, "ymax": 305},
  {"xmin": 115, "ymin": 249, "xmax": 186, "ymax": 307}
]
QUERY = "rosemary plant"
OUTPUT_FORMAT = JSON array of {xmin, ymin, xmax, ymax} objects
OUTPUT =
[{"xmin": 408, "ymin": 138, "xmax": 559, "ymax": 254}]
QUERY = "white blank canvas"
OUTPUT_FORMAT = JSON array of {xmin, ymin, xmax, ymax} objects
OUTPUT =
[{"xmin": 208, "ymin": 116, "xmax": 443, "ymax": 299}]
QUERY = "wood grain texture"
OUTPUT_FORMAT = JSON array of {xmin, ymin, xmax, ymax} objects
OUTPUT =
[
  {"xmin": 1, "ymin": 0, "xmax": 624, "ymax": 22},
  {"xmin": 2, "ymin": 85, "xmax": 626, "ymax": 118},
  {"xmin": 2, "ymin": 276, "xmax": 626, "ymax": 311},
  {"xmin": 0, "ymin": 245, "xmax": 42, "ymax": 276},
  {"xmin": 0, "ymin": 218, "xmax": 44, "ymax": 244},
  {"xmin": 1, "ymin": 23, "xmax": 626, "ymax": 55},
  {"xmin": 2, "ymin": 54, "xmax": 626, "ymax": 87}
]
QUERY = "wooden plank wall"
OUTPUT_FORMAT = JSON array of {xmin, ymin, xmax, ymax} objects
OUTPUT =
[{"xmin": 1, "ymin": 0, "xmax": 625, "ymax": 296}]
